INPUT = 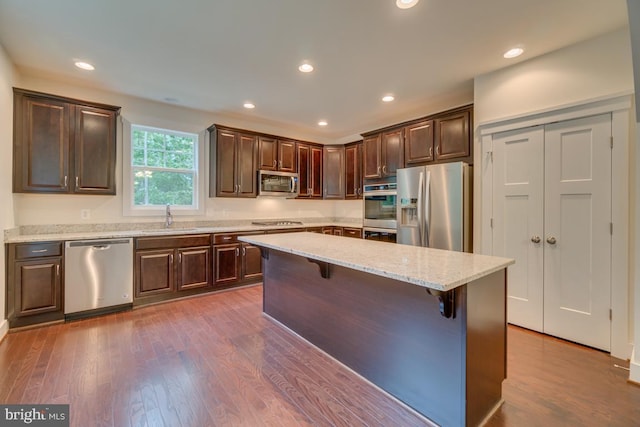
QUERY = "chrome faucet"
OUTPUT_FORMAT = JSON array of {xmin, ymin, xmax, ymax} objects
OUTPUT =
[{"xmin": 165, "ymin": 204, "xmax": 173, "ymax": 228}]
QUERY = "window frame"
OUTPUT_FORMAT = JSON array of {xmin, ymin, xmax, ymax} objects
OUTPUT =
[{"xmin": 123, "ymin": 119, "xmax": 206, "ymax": 217}]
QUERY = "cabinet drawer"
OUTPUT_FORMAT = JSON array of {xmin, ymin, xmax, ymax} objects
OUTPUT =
[
  {"xmin": 343, "ymin": 228, "xmax": 362, "ymax": 238},
  {"xmin": 135, "ymin": 234, "xmax": 211, "ymax": 250},
  {"xmin": 14, "ymin": 242, "xmax": 62, "ymax": 259},
  {"xmin": 213, "ymin": 231, "xmax": 264, "ymax": 244}
]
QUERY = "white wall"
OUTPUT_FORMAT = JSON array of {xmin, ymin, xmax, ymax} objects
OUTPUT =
[
  {"xmin": 475, "ymin": 28, "xmax": 633, "ymax": 125},
  {"xmin": 13, "ymin": 72, "xmax": 362, "ymax": 225},
  {"xmin": 0, "ymin": 42, "xmax": 17, "ymax": 336}
]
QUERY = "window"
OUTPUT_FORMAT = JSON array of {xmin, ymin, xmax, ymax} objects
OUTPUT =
[{"xmin": 123, "ymin": 122, "xmax": 205, "ymax": 216}]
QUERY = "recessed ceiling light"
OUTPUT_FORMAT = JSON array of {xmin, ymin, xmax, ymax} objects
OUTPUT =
[
  {"xmin": 503, "ymin": 47, "xmax": 524, "ymax": 59},
  {"xmin": 382, "ymin": 95, "xmax": 395, "ymax": 102},
  {"xmin": 396, "ymin": 0, "xmax": 419, "ymax": 9},
  {"xmin": 243, "ymin": 102, "xmax": 256, "ymax": 109},
  {"xmin": 318, "ymin": 120, "xmax": 328, "ymax": 126},
  {"xmin": 299, "ymin": 63, "xmax": 314, "ymax": 73},
  {"xmin": 74, "ymin": 61, "xmax": 95, "ymax": 71}
]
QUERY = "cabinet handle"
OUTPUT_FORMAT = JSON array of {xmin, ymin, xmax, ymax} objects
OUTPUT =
[
  {"xmin": 222, "ymin": 236, "xmax": 232, "ymax": 241},
  {"xmin": 64, "ymin": 176, "xmax": 68, "ymax": 187},
  {"xmin": 273, "ymin": 159, "xmax": 277, "ymax": 168},
  {"xmin": 279, "ymin": 160, "xmax": 282, "ymax": 168},
  {"xmin": 179, "ymin": 253, "xmax": 182, "ymax": 263},
  {"xmin": 429, "ymin": 147, "xmax": 433, "ymax": 157},
  {"xmin": 436, "ymin": 145, "xmax": 441, "ymax": 156},
  {"xmin": 169, "ymin": 254, "xmax": 174, "ymax": 264},
  {"xmin": 242, "ymin": 247, "xmax": 246, "ymax": 256},
  {"xmin": 235, "ymin": 248, "xmax": 240, "ymax": 256},
  {"xmin": 75, "ymin": 176, "xmax": 79, "ymax": 188},
  {"xmin": 56, "ymin": 264, "xmax": 60, "ymax": 277},
  {"xmin": 31, "ymin": 249, "xmax": 48, "ymax": 254},
  {"xmin": 382, "ymin": 165, "xmax": 387, "ymax": 174},
  {"xmin": 377, "ymin": 166, "xmax": 381, "ymax": 175}
]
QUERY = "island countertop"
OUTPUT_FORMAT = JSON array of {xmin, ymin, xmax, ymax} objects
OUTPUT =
[{"xmin": 240, "ymin": 232, "xmax": 514, "ymax": 291}]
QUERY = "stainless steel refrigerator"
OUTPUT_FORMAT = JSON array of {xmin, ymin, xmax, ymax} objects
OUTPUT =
[{"xmin": 396, "ymin": 162, "xmax": 472, "ymax": 251}]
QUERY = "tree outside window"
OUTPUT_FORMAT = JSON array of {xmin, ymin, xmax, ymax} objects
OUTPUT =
[{"xmin": 131, "ymin": 126, "xmax": 198, "ymax": 207}]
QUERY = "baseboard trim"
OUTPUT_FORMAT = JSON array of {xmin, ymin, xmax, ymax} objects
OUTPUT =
[
  {"xmin": 629, "ymin": 348, "xmax": 640, "ymax": 384},
  {"xmin": 0, "ymin": 319, "xmax": 9, "ymax": 344}
]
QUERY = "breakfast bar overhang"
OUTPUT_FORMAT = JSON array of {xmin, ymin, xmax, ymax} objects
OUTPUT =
[{"xmin": 240, "ymin": 232, "xmax": 514, "ymax": 427}]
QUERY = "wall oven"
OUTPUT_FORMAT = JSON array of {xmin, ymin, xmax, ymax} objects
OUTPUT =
[{"xmin": 363, "ymin": 182, "xmax": 397, "ymax": 230}]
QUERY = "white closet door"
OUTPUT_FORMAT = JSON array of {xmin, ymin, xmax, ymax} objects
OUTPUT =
[
  {"xmin": 492, "ymin": 126, "xmax": 544, "ymax": 331},
  {"xmin": 543, "ymin": 113, "xmax": 612, "ymax": 351}
]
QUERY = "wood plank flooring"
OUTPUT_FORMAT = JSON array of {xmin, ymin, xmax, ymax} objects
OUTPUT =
[{"xmin": 1, "ymin": 284, "xmax": 639, "ymax": 426}]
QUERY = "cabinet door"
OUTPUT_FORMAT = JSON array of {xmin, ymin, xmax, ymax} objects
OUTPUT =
[
  {"xmin": 214, "ymin": 244, "xmax": 240, "ymax": 286},
  {"xmin": 237, "ymin": 133, "xmax": 258, "ymax": 197},
  {"xmin": 177, "ymin": 246, "xmax": 211, "ymax": 291},
  {"xmin": 74, "ymin": 106, "xmax": 117, "ymax": 194},
  {"xmin": 215, "ymin": 129, "xmax": 238, "ymax": 197},
  {"xmin": 322, "ymin": 227, "xmax": 334, "ymax": 235},
  {"xmin": 297, "ymin": 143, "xmax": 310, "ymax": 197},
  {"xmin": 323, "ymin": 146, "xmax": 345, "ymax": 199},
  {"xmin": 345, "ymin": 142, "xmax": 362, "ymax": 199},
  {"xmin": 135, "ymin": 249, "xmax": 175, "ymax": 297},
  {"xmin": 258, "ymin": 136, "xmax": 278, "ymax": 170},
  {"xmin": 14, "ymin": 94, "xmax": 70, "ymax": 193},
  {"xmin": 405, "ymin": 120, "xmax": 434, "ymax": 165},
  {"xmin": 381, "ymin": 128, "xmax": 404, "ymax": 176},
  {"xmin": 332, "ymin": 227, "xmax": 343, "ymax": 236},
  {"xmin": 278, "ymin": 140, "xmax": 297, "ymax": 172},
  {"xmin": 310, "ymin": 146, "xmax": 323, "ymax": 198},
  {"xmin": 363, "ymin": 135, "xmax": 381, "ymax": 179},
  {"xmin": 241, "ymin": 243, "xmax": 262, "ymax": 280},
  {"xmin": 435, "ymin": 110, "xmax": 470, "ymax": 160},
  {"xmin": 14, "ymin": 258, "xmax": 62, "ymax": 317}
]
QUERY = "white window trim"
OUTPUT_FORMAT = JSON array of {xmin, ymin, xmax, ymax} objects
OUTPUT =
[{"xmin": 122, "ymin": 118, "xmax": 206, "ymax": 217}]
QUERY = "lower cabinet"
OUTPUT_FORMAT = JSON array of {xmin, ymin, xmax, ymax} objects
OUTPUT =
[
  {"xmin": 6, "ymin": 242, "xmax": 64, "ymax": 328},
  {"xmin": 213, "ymin": 232, "xmax": 264, "ymax": 287},
  {"xmin": 321, "ymin": 226, "xmax": 361, "ymax": 238},
  {"xmin": 134, "ymin": 234, "xmax": 212, "ymax": 304}
]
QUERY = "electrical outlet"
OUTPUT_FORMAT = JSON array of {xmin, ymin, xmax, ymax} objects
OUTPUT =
[{"xmin": 80, "ymin": 209, "xmax": 91, "ymax": 220}]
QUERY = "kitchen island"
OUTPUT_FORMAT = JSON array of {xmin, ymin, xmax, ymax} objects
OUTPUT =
[{"xmin": 239, "ymin": 232, "xmax": 514, "ymax": 427}]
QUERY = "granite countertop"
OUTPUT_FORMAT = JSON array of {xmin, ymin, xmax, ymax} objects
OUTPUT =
[
  {"xmin": 239, "ymin": 232, "xmax": 514, "ymax": 291},
  {"xmin": 4, "ymin": 220, "xmax": 361, "ymax": 243}
]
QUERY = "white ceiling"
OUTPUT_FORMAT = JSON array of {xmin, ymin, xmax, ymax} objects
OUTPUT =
[{"xmin": 0, "ymin": 0, "xmax": 629, "ymax": 143}]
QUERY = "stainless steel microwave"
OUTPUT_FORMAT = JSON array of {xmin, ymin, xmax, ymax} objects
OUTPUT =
[{"xmin": 258, "ymin": 170, "xmax": 299, "ymax": 198}]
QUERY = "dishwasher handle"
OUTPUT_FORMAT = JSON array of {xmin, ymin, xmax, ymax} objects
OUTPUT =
[{"xmin": 67, "ymin": 239, "xmax": 132, "ymax": 248}]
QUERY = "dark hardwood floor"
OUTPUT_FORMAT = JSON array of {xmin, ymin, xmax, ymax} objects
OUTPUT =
[{"xmin": 0, "ymin": 285, "xmax": 638, "ymax": 426}]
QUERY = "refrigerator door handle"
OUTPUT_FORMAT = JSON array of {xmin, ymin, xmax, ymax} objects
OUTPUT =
[
  {"xmin": 417, "ymin": 172, "xmax": 424, "ymax": 246},
  {"xmin": 424, "ymin": 170, "xmax": 431, "ymax": 247}
]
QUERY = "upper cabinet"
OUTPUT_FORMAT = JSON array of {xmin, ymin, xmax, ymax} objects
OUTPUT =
[
  {"xmin": 13, "ymin": 88, "xmax": 120, "ymax": 195},
  {"xmin": 344, "ymin": 141, "xmax": 362, "ymax": 199},
  {"xmin": 209, "ymin": 126, "xmax": 258, "ymax": 198},
  {"xmin": 258, "ymin": 137, "xmax": 296, "ymax": 172},
  {"xmin": 362, "ymin": 105, "xmax": 473, "ymax": 179},
  {"xmin": 323, "ymin": 145, "xmax": 345, "ymax": 199},
  {"xmin": 433, "ymin": 108, "xmax": 471, "ymax": 161},
  {"xmin": 363, "ymin": 128, "xmax": 404, "ymax": 179},
  {"xmin": 297, "ymin": 142, "xmax": 323, "ymax": 199}
]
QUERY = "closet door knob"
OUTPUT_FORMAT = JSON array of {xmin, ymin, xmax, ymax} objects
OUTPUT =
[
  {"xmin": 531, "ymin": 236, "xmax": 541, "ymax": 244},
  {"xmin": 546, "ymin": 236, "xmax": 557, "ymax": 245}
]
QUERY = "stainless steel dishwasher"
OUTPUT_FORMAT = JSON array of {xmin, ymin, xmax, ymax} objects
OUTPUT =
[{"xmin": 64, "ymin": 238, "xmax": 133, "ymax": 316}]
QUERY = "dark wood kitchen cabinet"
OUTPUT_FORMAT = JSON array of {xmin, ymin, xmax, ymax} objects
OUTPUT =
[
  {"xmin": 13, "ymin": 88, "xmax": 120, "ymax": 195},
  {"xmin": 6, "ymin": 241, "xmax": 64, "ymax": 328},
  {"xmin": 434, "ymin": 107, "xmax": 471, "ymax": 162},
  {"xmin": 259, "ymin": 136, "xmax": 296, "ymax": 172},
  {"xmin": 323, "ymin": 145, "xmax": 345, "ymax": 199},
  {"xmin": 209, "ymin": 125, "xmax": 258, "ymax": 198},
  {"xmin": 363, "ymin": 128, "xmax": 403, "ymax": 179},
  {"xmin": 404, "ymin": 120, "xmax": 435, "ymax": 165},
  {"xmin": 345, "ymin": 141, "xmax": 363, "ymax": 199},
  {"xmin": 134, "ymin": 234, "xmax": 212, "ymax": 304},
  {"xmin": 213, "ymin": 232, "xmax": 264, "ymax": 287},
  {"xmin": 296, "ymin": 142, "xmax": 323, "ymax": 198}
]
